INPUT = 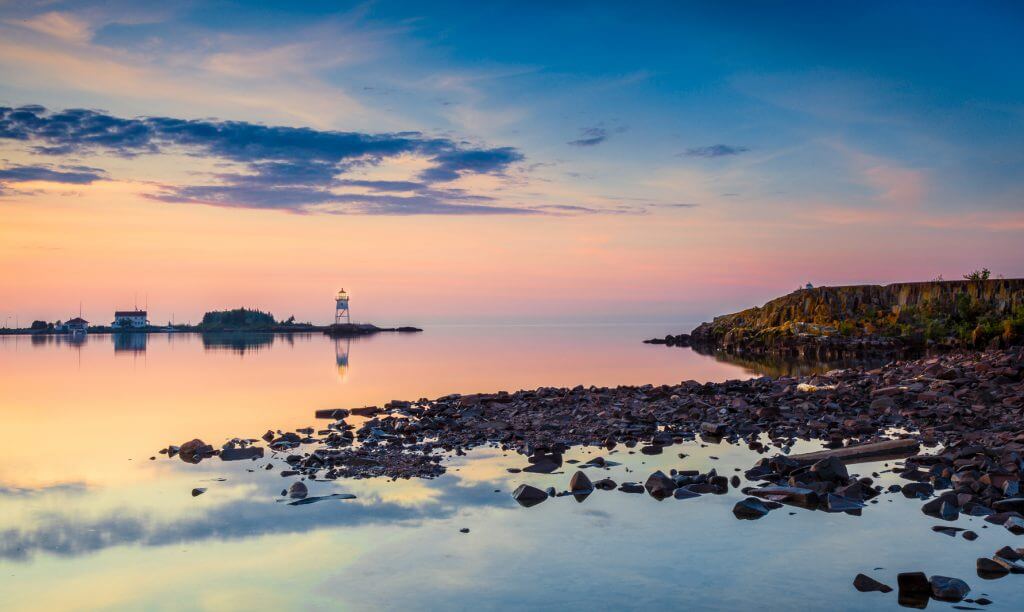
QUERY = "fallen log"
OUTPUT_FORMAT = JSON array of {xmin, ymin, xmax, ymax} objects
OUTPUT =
[{"xmin": 789, "ymin": 439, "xmax": 920, "ymax": 465}]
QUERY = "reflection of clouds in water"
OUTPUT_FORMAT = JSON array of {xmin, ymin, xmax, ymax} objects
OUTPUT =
[
  {"xmin": 0, "ymin": 482, "xmax": 89, "ymax": 497},
  {"xmin": 0, "ymin": 475, "xmax": 508, "ymax": 562}
]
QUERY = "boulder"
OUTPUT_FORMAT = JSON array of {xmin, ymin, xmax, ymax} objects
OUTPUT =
[
  {"xmin": 929, "ymin": 576, "xmax": 970, "ymax": 602},
  {"xmin": 733, "ymin": 497, "xmax": 770, "ymax": 519},
  {"xmin": 810, "ymin": 456, "xmax": 849, "ymax": 482},
  {"xmin": 288, "ymin": 481, "xmax": 308, "ymax": 499},
  {"xmin": 644, "ymin": 471, "xmax": 677, "ymax": 499},
  {"xmin": 569, "ymin": 470, "xmax": 594, "ymax": 493},
  {"xmin": 512, "ymin": 484, "xmax": 548, "ymax": 507}
]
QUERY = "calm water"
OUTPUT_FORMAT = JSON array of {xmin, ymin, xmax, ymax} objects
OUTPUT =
[{"xmin": 1, "ymin": 326, "xmax": 1019, "ymax": 610}]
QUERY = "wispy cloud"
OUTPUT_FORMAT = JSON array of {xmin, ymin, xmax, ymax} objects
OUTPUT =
[
  {"xmin": 682, "ymin": 145, "xmax": 749, "ymax": 158},
  {"xmin": 0, "ymin": 163, "xmax": 105, "ymax": 185}
]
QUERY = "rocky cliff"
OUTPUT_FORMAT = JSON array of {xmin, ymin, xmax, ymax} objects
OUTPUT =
[{"xmin": 688, "ymin": 279, "xmax": 1024, "ymax": 356}]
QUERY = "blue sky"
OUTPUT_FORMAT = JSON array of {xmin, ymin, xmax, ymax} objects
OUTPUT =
[{"xmin": 1, "ymin": 1, "xmax": 1022, "ymax": 323}]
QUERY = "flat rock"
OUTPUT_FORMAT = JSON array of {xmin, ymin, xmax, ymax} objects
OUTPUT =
[{"xmin": 853, "ymin": 573, "xmax": 892, "ymax": 593}]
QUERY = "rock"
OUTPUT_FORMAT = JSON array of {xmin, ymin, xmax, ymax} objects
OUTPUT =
[
  {"xmin": 593, "ymin": 478, "xmax": 617, "ymax": 490},
  {"xmin": 825, "ymin": 494, "xmax": 864, "ymax": 512},
  {"xmin": 938, "ymin": 501, "xmax": 960, "ymax": 521},
  {"xmin": 673, "ymin": 487, "xmax": 701, "ymax": 500},
  {"xmin": 191, "ymin": 487, "xmax": 206, "ymax": 497},
  {"xmin": 219, "ymin": 446, "xmax": 265, "ymax": 461},
  {"xmin": 618, "ymin": 482, "xmax": 644, "ymax": 494},
  {"xmin": 853, "ymin": 573, "xmax": 892, "ymax": 593},
  {"xmin": 733, "ymin": 497, "xmax": 771, "ymax": 519},
  {"xmin": 700, "ymin": 422, "xmax": 726, "ymax": 436},
  {"xmin": 929, "ymin": 575, "xmax": 970, "ymax": 602},
  {"xmin": 750, "ymin": 485, "xmax": 819, "ymax": 506},
  {"xmin": 897, "ymin": 572, "xmax": 931, "ymax": 608},
  {"xmin": 459, "ymin": 528, "xmax": 470, "ymax": 534},
  {"xmin": 1004, "ymin": 516, "xmax": 1024, "ymax": 535},
  {"xmin": 512, "ymin": 484, "xmax": 548, "ymax": 507},
  {"xmin": 810, "ymin": 456, "xmax": 849, "ymax": 482},
  {"xmin": 897, "ymin": 572, "xmax": 930, "ymax": 594},
  {"xmin": 901, "ymin": 482, "xmax": 934, "ymax": 499},
  {"xmin": 569, "ymin": 470, "xmax": 594, "ymax": 493},
  {"xmin": 644, "ymin": 471, "xmax": 677, "ymax": 499},
  {"xmin": 963, "ymin": 530, "xmax": 978, "ymax": 541},
  {"xmin": 178, "ymin": 439, "xmax": 215, "ymax": 464},
  {"xmin": 288, "ymin": 481, "xmax": 308, "ymax": 499},
  {"xmin": 976, "ymin": 558, "xmax": 1009, "ymax": 578}
]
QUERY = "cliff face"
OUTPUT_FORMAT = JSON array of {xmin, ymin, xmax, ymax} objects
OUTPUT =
[{"xmin": 690, "ymin": 279, "xmax": 1024, "ymax": 354}]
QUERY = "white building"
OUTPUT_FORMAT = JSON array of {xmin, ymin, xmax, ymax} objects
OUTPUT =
[
  {"xmin": 64, "ymin": 317, "xmax": 89, "ymax": 333},
  {"xmin": 112, "ymin": 310, "xmax": 149, "ymax": 328}
]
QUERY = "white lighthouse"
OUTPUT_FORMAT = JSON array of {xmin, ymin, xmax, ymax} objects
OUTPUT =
[{"xmin": 334, "ymin": 289, "xmax": 351, "ymax": 324}]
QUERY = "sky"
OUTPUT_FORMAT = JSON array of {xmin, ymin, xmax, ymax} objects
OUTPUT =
[{"xmin": 0, "ymin": 0, "xmax": 1022, "ymax": 326}]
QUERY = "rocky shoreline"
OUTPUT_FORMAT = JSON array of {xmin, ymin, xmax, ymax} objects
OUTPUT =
[
  {"xmin": 649, "ymin": 279, "xmax": 1024, "ymax": 358},
  {"xmin": 165, "ymin": 346, "xmax": 1024, "ymax": 605}
]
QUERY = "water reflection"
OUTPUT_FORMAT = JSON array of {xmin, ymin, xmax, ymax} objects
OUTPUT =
[
  {"xmin": 112, "ymin": 332, "xmax": 148, "ymax": 353},
  {"xmin": 335, "ymin": 337, "xmax": 351, "ymax": 380},
  {"xmin": 199, "ymin": 331, "xmax": 299, "ymax": 354},
  {"xmin": 691, "ymin": 345, "xmax": 905, "ymax": 377}
]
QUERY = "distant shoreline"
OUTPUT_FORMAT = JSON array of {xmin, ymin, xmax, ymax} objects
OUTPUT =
[{"xmin": 0, "ymin": 323, "xmax": 423, "ymax": 337}]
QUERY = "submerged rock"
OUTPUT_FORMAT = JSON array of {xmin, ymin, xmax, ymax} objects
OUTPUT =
[{"xmin": 732, "ymin": 497, "xmax": 770, "ymax": 520}]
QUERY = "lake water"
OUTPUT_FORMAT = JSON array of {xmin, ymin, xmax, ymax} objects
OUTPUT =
[{"xmin": 1, "ymin": 326, "xmax": 1019, "ymax": 610}]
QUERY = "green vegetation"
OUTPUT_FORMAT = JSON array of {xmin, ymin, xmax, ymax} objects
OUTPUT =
[
  {"xmin": 963, "ymin": 268, "xmax": 991, "ymax": 281},
  {"xmin": 199, "ymin": 308, "xmax": 278, "ymax": 330}
]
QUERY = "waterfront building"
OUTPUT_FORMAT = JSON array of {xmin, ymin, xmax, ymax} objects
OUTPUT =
[{"xmin": 112, "ymin": 310, "xmax": 149, "ymax": 328}]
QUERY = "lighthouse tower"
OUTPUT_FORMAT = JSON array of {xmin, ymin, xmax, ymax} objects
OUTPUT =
[{"xmin": 334, "ymin": 289, "xmax": 351, "ymax": 324}]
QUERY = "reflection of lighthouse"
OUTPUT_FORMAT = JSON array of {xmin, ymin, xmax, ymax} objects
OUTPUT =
[
  {"xmin": 335, "ymin": 289, "xmax": 350, "ymax": 324},
  {"xmin": 334, "ymin": 337, "xmax": 351, "ymax": 381}
]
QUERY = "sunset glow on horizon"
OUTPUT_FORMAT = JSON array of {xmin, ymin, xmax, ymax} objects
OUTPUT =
[{"xmin": 2, "ymin": 1, "xmax": 1022, "ymax": 325}]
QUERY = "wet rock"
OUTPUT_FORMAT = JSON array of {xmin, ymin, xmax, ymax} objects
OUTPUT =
[
  {"xmin": 853, "ymin": 573, "xmax": 892, "ymax": 593},
  {"xmin": 288, "ymin": 481, "xmax": 308, "ymax": 499},
  {"xmin": 459, "ymin": 528, "xmax": 470, "ymax": 534},
  {"xmin": 733, "ymin": 497, "xmax": 771, "ymax": 519},
  {"xmin": 178, "ymin": 439, "xmax": 215, "ymax": 464},
  {"xmin": 963, "ymin": 530, "xmax": 978, "ymax": 541},
  {"xmin": 618, "ymin": 482, "xmax": 644, "ymax": 494},
  {"xmin": 644, "ymin": 471, "xmax": 677, "ymax": 499},
  {"xmin": 191, "ymin": 487, "xmax": 206, "ymax": 497},
  {"xmin": 810, "ymin": 456, "xmax": 849, "ymax": 482},
  {"xmin": 700, "ymin": 422, "xmax": 726, "ymax": 436},
  {"xmin": 219, "ymin": 446, "xmax": 265, "ymax": 461},
  {"xmin": 901, "ymin": 482, "xmax": 934, "ymax": 499},
  {"xmin": 825, "ymin": 494, "xmax": 864, "ymax": 512},
  {"xmin": 593, "ymin": 478, "xmax": 617, "ymax": 491},
  {"xmin": 976, "ymin": 558, "xmax": 1009, "ymax": 579},
  {"xmin": 512, "ymin": 484, "xmax": 548, "ymax": 507},
  {"xmin": 569, "ymin": 470, "xmax": 594, "ymax": 493},
  {"xmin": 930, "ymin": 576, "xmax": 970, "ymax": 602},
  {"xmin": 750, "ymin": 485, "xmax": 819, "ymax": 506},
  {"xmin": 673, "ymin": 487, "xmax": 701, "ymax": 500},
  {"xmin": 897, "ymin": 572, "xmax": 932, "ymax": 608}
]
